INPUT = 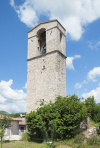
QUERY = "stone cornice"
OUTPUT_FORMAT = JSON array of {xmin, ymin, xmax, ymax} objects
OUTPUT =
[{"xmin": 27, "ymin": 50, "xmax": 67, "ymax": 61}]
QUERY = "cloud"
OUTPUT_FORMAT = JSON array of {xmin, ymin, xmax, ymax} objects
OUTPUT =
[
  {"xmin": 88, "ymin": 40, "xmax": 100, "ymax": 50},
  {"xmin": 9, "ymin": 0, "xmax": 14, "ymax": 7},
  {"xmin": 74, "ymin": 55, "xmax": 81, "ymax": 58},
  {"xmin": 0, "ymin": 100, "xmax": 26, "ymax": 113},
  {"xmin": 82, "ymin": 80, "xmax": 88, "ymax": 84},
  {"xmin": 23, "ymin": 83, "xmax": 27, "ymax": 89},
  {"xmin": 0, "ymin": 95, "xmax": 6, "ymax": 103},
  {"xmin": 9, "ymin": 0, "xmax": 38, "ymax": 27},
  {"xmin": 0, "ymin": 79, "xmax": 26, "ymax": 113},
  {"xmin": 66, "ymin": 55, "xmax": 81, "ymax": 70},
  {"xmin": 74, "ymin": 83, "xmax": 82, "ymax": 89},
  {"xmin": 87, "ymin": 67, "xmax": 100, "ymax": 82},
  {"xmin": 0, "ymin": 80, "xmax": 26, "ymax": 100},
  {"xmin": 99, "ymin": 83, "xmax": 100, "ymax": 86},
  {"xmin": 9, "ymin": 0, "xmax": 100, "ymax": 40},
  {"xmin": 82, "ymin": 87, "xmax": 100, "ymax": 103},
  {"xmin": 66, "ymin": 57, "xmax": 74, "ymax": 70},
  {"xmin": 74, "ymin": 79, "xmax": 87, "ymax": 90}
]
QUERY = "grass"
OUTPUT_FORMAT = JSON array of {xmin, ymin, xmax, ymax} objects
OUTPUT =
[
  {"xmin": 0, "ymin": 135, "xmax": 100, "ymax": 148},
  {"xmin": 1, "ymin": 141, "xmax": 47, "ymax": 148},
  {"xmin": 89, "ymin": 118, "xmax": 100, "ymax": 127}
]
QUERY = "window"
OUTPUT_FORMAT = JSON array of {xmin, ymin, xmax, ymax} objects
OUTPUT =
[
  {"xmin": 37, "ymin": 28, "xmax": 46, "ymax": 55},
  {"xmin": 60, "ymin": 32, "xmax": 62, "ymax": 42},
  {"xmin": 21, "ymin": 127, "xmax": 24, "ymax": 132}
]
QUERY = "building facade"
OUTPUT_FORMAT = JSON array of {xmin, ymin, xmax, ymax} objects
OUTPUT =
[{"xmin": 27, "ymin": 20, "xmax": 66, "ymax": 113}]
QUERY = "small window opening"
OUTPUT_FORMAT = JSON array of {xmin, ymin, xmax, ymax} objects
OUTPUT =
[
  {"xmin": 60, "ymin": 32, "xmax": 62, "ymax": 42},
  {"xmin": 21, "ymin": 127, "xmax": 24, "ymax": 132}
]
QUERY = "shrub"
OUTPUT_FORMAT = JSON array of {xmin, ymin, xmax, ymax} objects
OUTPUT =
[
  {"xmin": 46, "ymin": 142, "xmax": 57, "ymax": 148},
  {"xmin": 26, "ymin": 95, "xmax": 88, "ymax": 139},
  {"xmin": 84, "ymin": 96, "xmax": 100, "ymax": 123},
  {"xmin": 74, "ymin": 134, "xmax": 84, "ymax": 144},
  {"xmin": 92, "ymin": 105, "xmax": 100, "ymax": 122},
  {"xmin": 97, "ymin": 129, "xmax": 100, "ymax": 135},
  {"xmin": 84, "ymin": 96, "xmax": 96, "ymax": 118},
  {"xmin": 21, "ymin": 132, "xmax": 31, "ymax": 141},
  {"xmin": 86, "ymin": 136, "xmax": 100, "ymax": 146}
]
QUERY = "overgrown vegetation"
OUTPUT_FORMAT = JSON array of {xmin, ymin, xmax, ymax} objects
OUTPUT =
[
  {"xmin": 0, "ymin": 136, "xmax": 100, "ymax": 148},
  {"xmin": 10, "ymin": 112, "xmax": 26, "ymax": 118},
  {"xmin": 84, "ymin": 96, "xmax": 100, "ymax": 123},
  {"xmin": 26, "ymin": 94, "xmax": 88, "ymax": 139},
  {"xmin": 1, "ymin": 94, "xmax": 100, "ymax": 148},
  {"xmin": 86, "ymin": 136, "xmax": 100, "ymax": 146},
  {"xmin": 74, "ymin": 134, "xmax": 84, "ymax": 144},
  {"xmin": 0, "ymin": 114, "xmax": 12, "ymax": 148},
  {"xmin": 21, "ymin": 133, "xmax": 31, "ymax": 141}
]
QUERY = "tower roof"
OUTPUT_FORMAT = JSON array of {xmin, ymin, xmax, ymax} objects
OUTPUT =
[{"xmin": 28, "ymin": 19, "xmax": 66, "ymax": 33}]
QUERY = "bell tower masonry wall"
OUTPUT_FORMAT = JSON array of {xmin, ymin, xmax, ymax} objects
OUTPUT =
[{"xmin": 27, "ymin": 20, "xmax": 66, "ymax": 113}]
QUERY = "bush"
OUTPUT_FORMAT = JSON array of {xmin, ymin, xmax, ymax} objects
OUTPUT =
[
  {"xmin": 97, "ymin": 129, "xmax": 100, "ymax": 135},
  {"xmin": 21, "ymin": 132, "xmax": 31, "ymax": 141},
  {"xmin": 92, "ymin": 105, "xmax": 100, "ymax": 122},
  {"xmin": 84, "ymin": 96, "xmax": 100, "ymax": 124},
  {"xmin": 46, "ymin": 142, "xmax": 57, "ymax": 148},
  {"xmin": 74, "ymin": 134, "xmax": 84, "ymax": 144},
  {"xmin": 86, "ymin": 136, "xmax": 100, "ymax": 146},
  {"xmin": 26, "ymin": 95, "xmax": 88, "ymax": 139},
  {"xmin": 84, "ymin": 96, "xmax": 96, "ymax": 118}
]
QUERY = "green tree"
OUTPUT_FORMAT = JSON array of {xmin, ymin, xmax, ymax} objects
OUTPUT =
[
  {"xmin": 26, "ymin": 94, "xmax": 88, "ymax": 140},
  {"xmin": 92, "ymin": 105, "xmax": 100, "ymax": 122},
  {"xmin": 0, "ymin": 114, "xmax": 12, "ymax": 148},
  {"xmin": 10, "ymin": 112, "xmax": 26, "ymax": 118},
  {"xmin": 84, "ymin": 96, "xmax": 96, "ymax": 118}
]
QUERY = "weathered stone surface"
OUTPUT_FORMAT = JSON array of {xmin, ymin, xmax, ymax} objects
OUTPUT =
[
  {"xmin": 83, "ymin": 127, "xmax": 97, "ymax": 138},
  {"xmin": 27, "ymin": 20, "xmax": 66, "ymax": 113}
]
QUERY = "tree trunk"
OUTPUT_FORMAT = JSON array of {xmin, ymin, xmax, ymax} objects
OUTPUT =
[{"xmin": 1, "ymin": 136, "xmax": 2, "ymax": 148}]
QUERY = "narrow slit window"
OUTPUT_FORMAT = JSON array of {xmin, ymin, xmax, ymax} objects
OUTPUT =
[{"xmin": 60, "ymin": 32, "xmax": 62, "ymax": 42}]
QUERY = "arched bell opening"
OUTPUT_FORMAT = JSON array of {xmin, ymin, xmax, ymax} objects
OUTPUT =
[{"xmin": 37, "ymin": 28, "xmax": 46, "ymax": 55}]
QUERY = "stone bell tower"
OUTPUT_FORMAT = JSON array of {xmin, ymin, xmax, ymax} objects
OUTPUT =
[{"xmin": 27, "ymin": 20, "xmax": 66, "ymax": 113}]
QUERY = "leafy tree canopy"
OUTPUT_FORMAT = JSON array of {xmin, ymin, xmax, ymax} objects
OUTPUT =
[
  {"xmin": 0, "ymin": 114, "xmax": 12, "ymax": 148},
  {"xmin": 26, "ymin": 94, "xmax": 88, "ymax": 139}
]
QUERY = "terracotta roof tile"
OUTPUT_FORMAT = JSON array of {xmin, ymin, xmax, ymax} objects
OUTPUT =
[{"xmin": 0, "ymin": 114, "xmax": 22, "ymax": 121}]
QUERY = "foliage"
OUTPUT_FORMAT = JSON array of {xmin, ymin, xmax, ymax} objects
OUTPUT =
[
  {"xmin": 46, "ymin": 142, "xmax": 57, "ymax": 148},
  {"xmin": 0, "ymin": 128, "xmax": 5, "ymax": 137},
  {"xmin": 10, "ymin": 112, "xmax": 26, "ymax": 118},
  {"xmin": 0, "ymin": 111, "xmax": 8, "ymax": 115},
  {"xmin": 97, "ymin": 129, "xmax": 100, "ymax": 135},
  {"xmin": 26, "ymin": 94, "xmax": 88, "ymax": 139},
  {"xmin": 21, "ymin": 132, "xmax": 31, "ymax": 141},
  {"xmin": 84, "ymin": 96, "xmax": 100, "ymax": 123},
  {"xmin": 1, "ymin": 141, "xmax": 47, "ymax": 148},
  {"xmin": 84, "ymin": 96, "xmax": 96, "ymax": 117},
  {"xmin": 92, "ymin": 105, "xmax": 100, "ymax": 123},
  {"xmin": 89, "ymin": 118, "xmax": 100, "ymax": 127},
  {"xmin": 86, "ymin": 136, "xmax": 100, "ymax": 146},
  {"xmin": 74, "ymin": 134, "xmax": 84, "ymax": 144},
  {"xmin": 0, "ymin": 114, "xmax": 12, "ymax": 148},
  {"xmin": 0, "ymin": 114, "xmax": 12, "ymax": 130},
  {"xmin": 1, "ymin": 136, "xmax": 100, "ymax": 148}
]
